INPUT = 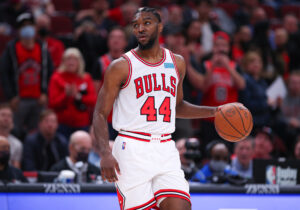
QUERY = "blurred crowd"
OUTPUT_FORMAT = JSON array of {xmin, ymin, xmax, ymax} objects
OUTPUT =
[{"xmin": 0, "ymin": 0, "xmax": 300, "ymax": 184}]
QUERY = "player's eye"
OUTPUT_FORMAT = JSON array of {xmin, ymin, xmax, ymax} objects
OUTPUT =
[
  {"xmin": 133, "ymin": 24, "xmax": 138, "ymax": 28},
  {"xmin": 145, "ymin": 21, "xmax": 151, "ymax": 25}
]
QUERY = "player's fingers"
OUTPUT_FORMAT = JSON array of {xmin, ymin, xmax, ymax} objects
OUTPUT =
[
  {"xmin": 109, "ymin": 168, "xmax": 118, "ymax": 182},
  {"xmin": 115, "ymin": 162, "xmax": 121, "ymax": 175},
  {"xmin": 100, "ymin": 167, "xmax": 107, "ymax": 182}
]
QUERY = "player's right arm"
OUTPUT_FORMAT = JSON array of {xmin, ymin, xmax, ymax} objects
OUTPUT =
[{"xmin": 92, "ymin": 57, "xmax": 129, "ymax": 183}]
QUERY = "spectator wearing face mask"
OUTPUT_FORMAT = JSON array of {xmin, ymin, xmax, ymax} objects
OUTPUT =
[
  {"xmin": 50, "ymin": 130, "xmax": 100, "ymax": 183},
  {"xmin": 0, "ymin": 136, "xmax": 27, "ymax": 183},
  {"xmin": 0, "ymin": 13, "xmax": 53, "ymax": 139},
  {"xmin": 190, "ymin": 141, "xmax": 237, "ymax": 183}
]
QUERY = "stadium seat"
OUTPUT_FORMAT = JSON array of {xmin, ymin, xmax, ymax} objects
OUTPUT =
[
  {"xmin": 261, "ymin": 5, "xmax": 276, "ymax": 19},
  {"xmin": 51, "ymin": 15, "xmax": 73, "ymax": 36},
  {"xmin": 281, "ymin": 5, "xmax": 300, "ymax": 18},
  {"xmin": 80, "ymin": 0, "xmax": 94, "ymax": 10},
  {"xmin": 52, "ymin": 0, "xmax": 74, "ymax": 12}
]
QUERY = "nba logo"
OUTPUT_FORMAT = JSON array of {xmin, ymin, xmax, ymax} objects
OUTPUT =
[
  {"xmin": 266, "ymin": 165, "xmax": 277, "ymax": 184},
  {"xmin": 122, "ymin": 142, "xmax": 126, "ymax": 150}
]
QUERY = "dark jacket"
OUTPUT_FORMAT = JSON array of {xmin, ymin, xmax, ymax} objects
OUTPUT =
[
  {"xmin": 0, "ymin": 39, "xmax": 53, "ymax": 100},
  {"xmin": 50, "ymin": 158, "xmax": 100, "ymax": 183},
  {"xmin": 239, "ymin": 73, "xmax": 270, "ymax": 128},
  {"xmin": 0, "ymin": 164, "xmax": 28, "ymax": 183},
  {"xmin": 22, "ymin": 132, "xmax": 68, "ymax": 171}
]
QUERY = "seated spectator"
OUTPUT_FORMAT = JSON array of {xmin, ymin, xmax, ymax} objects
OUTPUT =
[
  {"xmin": 294, "ymin": 136, "xmax": 300, "ymax": 160},
  {"xmin": 0, "ymin": 13, "xmax": 53, "ymax": 139},
  {"xmin": 276, "ymin": 71, "xmax": 300, "ymax": 153},
  {"xmin": 0, "ymin": 136, "xmax": 27, "ymax": 183},
  {"xmin": 231, "ymin": 137, "xmax": 254, "ymax": 179},
  {"xmin": 191, "ymin": 141, "xmax": 237, "ymax": 183},
  {"xmin": 51, "ymin": 131, "xmax": 100, "ymax": 183},
  {"xmin": 239, "ymin": 51, "xmax": 271, "ymax": 130},
  {"xmin": 36, "ymin": 14, "xmax": 65, "ymax": 69},
  {"xmin": 23, "ymin": 109, "xmax": 68, "ymax": 171},
  {"xmin": 88, "ymin": 126, "xmax": 114, "ymax": 169},
  {"xmin": 253, "ymin": 127, "xmax": 274, "ymax": 159},
  {"xmin": 48, "ymin": 48, "xmax": 97, "ymax": 139},
  {"xmin": 0, "ymin": 103, "xmax": 22, "ymax": 168},
  {"xmin": 176, "ymin": 138, "xmax": 201, "ymax": 180}
]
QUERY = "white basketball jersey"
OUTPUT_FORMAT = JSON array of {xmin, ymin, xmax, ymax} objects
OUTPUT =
[{"xmin": 112, "ymin": 48, "xmax": 180, "ymax": 135}]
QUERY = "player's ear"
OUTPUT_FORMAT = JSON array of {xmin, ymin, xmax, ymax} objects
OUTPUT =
[{"xmin": 158, "ymin": 22, "xmax": 163, "ymax": 34}]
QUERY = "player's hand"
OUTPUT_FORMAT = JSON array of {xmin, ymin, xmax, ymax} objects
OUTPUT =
[
  {"xmin": 100, "ymin": 154, "xmax": 121, "ymax": 183},
  {"xmin": 217, "ymin": 102, "xmax": 244, "ymax": 112}
]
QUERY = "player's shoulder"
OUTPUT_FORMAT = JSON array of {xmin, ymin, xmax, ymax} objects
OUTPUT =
[
  {"xmin": 168, "ymin": 51, "xmax": 186, "ymax": 76},
  {"xmin": 106, "ymin": 56, "xmax": 128, "ymax": 73}
]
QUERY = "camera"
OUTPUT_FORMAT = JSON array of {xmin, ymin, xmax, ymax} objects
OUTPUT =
[
  {"xmin": 74, "ymin": 83, "xmax": 88, "ymax": 111},
  {"xmin": 183, "ymin": 138, "xmax": 202, "ymax": 180}
]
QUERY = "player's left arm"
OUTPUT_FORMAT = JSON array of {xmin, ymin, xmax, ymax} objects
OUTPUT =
[{"xmin": 175, "ymin": 54, "xmax": 218, "ymax": 119}]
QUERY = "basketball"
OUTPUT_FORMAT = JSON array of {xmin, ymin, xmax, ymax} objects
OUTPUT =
[{"xmin": 214, "ymin": 103, "xmax": 253, "ymax": 142}]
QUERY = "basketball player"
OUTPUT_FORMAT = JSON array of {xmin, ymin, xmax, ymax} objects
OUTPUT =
[{"xmin": 92, "ymin": 7, "xmax": 221, "ymax": 210}]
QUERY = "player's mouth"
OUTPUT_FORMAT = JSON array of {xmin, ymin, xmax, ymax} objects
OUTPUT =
[{"xmin": 137, "ymin": 35, "xmax": 148, "ymax": 42}]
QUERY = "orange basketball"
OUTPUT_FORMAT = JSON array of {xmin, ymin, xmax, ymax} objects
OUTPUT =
[{"xmin": 214, "ymin": 103, "xmax": 253, "ymax": 142}]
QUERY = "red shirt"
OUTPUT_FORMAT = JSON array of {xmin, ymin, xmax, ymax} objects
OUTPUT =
[
  {"xmin": 202, "ymin": 61, "xmax": 239, "ymax": 121},
  {"xmin": 48, "ymin": 71, "xmax": 97, "ymax": 127},
  {"xmin": 16, "ymin": 41, "xmax": 42, "ymax": 99},
  {"xmin": 46, "ymin": 37, "xmax": 65, "ymax": 69}
]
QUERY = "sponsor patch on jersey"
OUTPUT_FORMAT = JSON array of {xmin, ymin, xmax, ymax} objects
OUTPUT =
[
  {"xmin": 164, "ymin": 63, "xmax": 174, "ymax": 69},
  {"xmin": 122, "ymin": 142, "xmax": 126, "ymax": 150}
]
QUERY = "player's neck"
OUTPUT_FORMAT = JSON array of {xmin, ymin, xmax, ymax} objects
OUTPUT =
[{"xmin": 136, "ymin": 44, "xmax": 162, "ymax": 60}]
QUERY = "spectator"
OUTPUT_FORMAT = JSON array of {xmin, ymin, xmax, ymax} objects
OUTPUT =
[
  {"xmin": 276, "ymin": 71, "xmax": 300, "ymax": 153},
  {"xmin": 25, "ymin": 0, "xmax": 55, "ymax": 17},
  {"xmin": 0, "ymin": 13, "xmax": 53, "ymax": 139},
  {"xmin": 191, "ymin": 141, "xmax": 237, "ymax": 183},
  {"xmin": 232, "ymin": 25, "xmax": 252, "ymax": 64},
  {"xmin": 0, "ymin": 136, "xmax": 27, "ymax": 183},
  {"xmin": 233, "ymin": 0, "xmax": 259, "ymax": 28},
  {"xmin": 231, "ymin": 137, "xmax": 254, "ymax": 179},
  {"xmin": 0, "ymin": 103, "xmax": 22, "ymax": 169},
  {"xmin": 51, "ymin": 130, "xmax": 100, "ymax": 183},
  {"xmin": 163, "ymin": 5, "xmax": 184, "ymax": 36},
  {"xmin": 239, "ymin": 51, "xmax": 271, "ymax": 129},
  {"xmin": 283, "ymin": 14, "xmax": 300, "ymax": 71},
  {"xmin": 23, "ymin": 109, "xmax": 68, "ymax": 171},
  {"xmin": 196, "ymin": 0, "xmax": 220, "ymax": 55},
  {"xmin": 190, "ymin": 31, "xmax": 245, "ymax": 150},
  {"xmin": 185, "ymin": 19, "xmax": 203, "ymax": 65},
  {"xmin": 294, "ymin": 136, "xmax": 300, "ymax": 160},
  {"xmin": 88, "ymin": 126, "xmax": 114, "ymax": 169},
  {"xmin": 253, "ymin": 127, "xmax": 274, "ymax": 159},
  {"xmin": 0, "ymin": 0, "xmax": 30, "ymax": 30},
  {"xmin": 271, "ymin": 28, "xmax": 290, "ymax": 80},
  {"xmin": 48, "ymin": 48, "xmax": 97, "ymax": 139},
  {"xmin": 75, "ymin": 0, "xmax": 117, "ymax": 72},
  {"xmin": 92, "ymin": 26, "xmax": 127, "ymax": 91},
  {"xmin": 36, "ymin": 14, "xmax": 65, "ymax": 69},
  {"xmin": 92, "ymin": 27, "xmax": 127, "ymax": 140}
]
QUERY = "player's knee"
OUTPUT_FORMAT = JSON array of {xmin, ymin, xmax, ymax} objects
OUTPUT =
[{"xmin": 159, "ymin": 197, "xmax": 191, "ymax": 210}]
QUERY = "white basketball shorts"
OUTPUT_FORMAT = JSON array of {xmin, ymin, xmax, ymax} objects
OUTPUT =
[{"xmin": 112, "ymin": 131, "xmax": 190, "ymax": 210}]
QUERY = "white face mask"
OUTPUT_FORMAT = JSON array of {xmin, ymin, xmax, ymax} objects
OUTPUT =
[
  {"xmin": 209, "ymin": 160, "xmax": 227, "ymax": 173},
  {"xmin": 20, "ymin": 25, "xmax": 35, "ymax": 39}
]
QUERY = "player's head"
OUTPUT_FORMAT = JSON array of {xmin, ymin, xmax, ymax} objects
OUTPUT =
[{"xmin": 132, "ymin": 7, "xmax": 163, "ymax": 50}]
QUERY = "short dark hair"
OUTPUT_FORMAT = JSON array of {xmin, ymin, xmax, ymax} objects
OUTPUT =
[
  {"xmin": 136, "ymin": 7, "xmax": 161, "ymax": 23},
  {"xmin": 39, "ymin": 109, "xmax": 56, "ymax": 122},
  {"xmin": 0, "ymin": 103, "xmax": 12, "ymax": 111}
]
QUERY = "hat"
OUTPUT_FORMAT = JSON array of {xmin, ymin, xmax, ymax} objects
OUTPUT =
[
  {"xmin": 213, "ymin": 31, "xmax": 230, "ymax": 42},
  {"xmin": 16, "ymin": 13, "xmax": 35, "ymax": 28}
]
